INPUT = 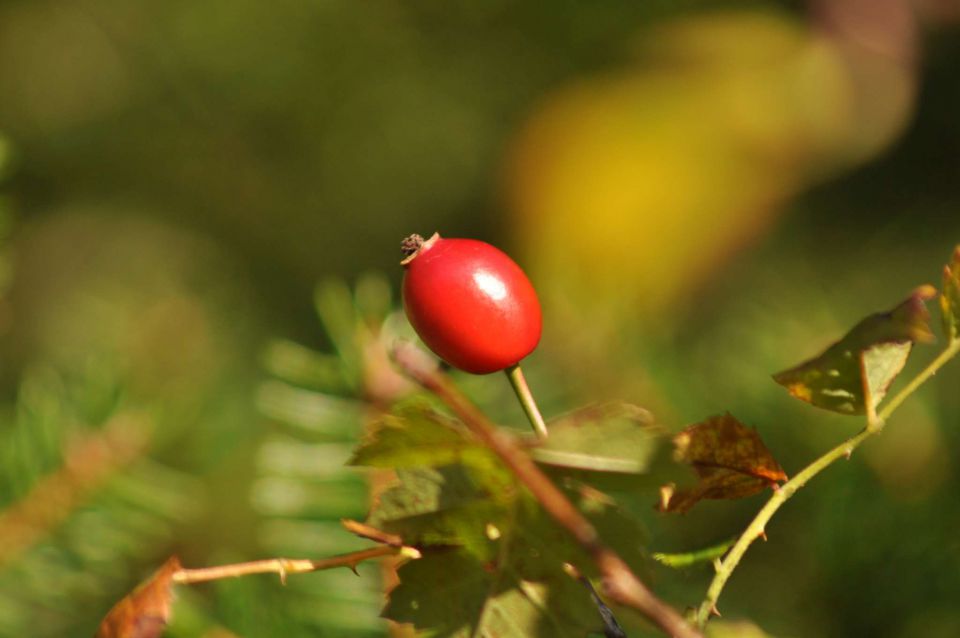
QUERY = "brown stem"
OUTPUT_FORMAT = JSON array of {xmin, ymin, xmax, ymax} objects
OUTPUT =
[
  {"xmin": 393, "ymin": 342, "xmax": 701, "ymax": 638},
  {"xmin": 172, "ymin": 545, "xmax": 417, "ymax": 585},
  {"xmin": 341, "ymin": 518, "xmax": 404, "ymax": 547}
]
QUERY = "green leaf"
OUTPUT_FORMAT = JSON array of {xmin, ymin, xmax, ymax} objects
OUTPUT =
[
  {"xmin": 349, "ymin": 403, "xmax": 495, "ymax": 469},
  {"xmin": 368, "ymin": 466, "xmax": 505, "ymax": 556},
  {"xmin": 360, "ymin": 403, "xmax": 650, "ymax": 636},
  {"xmin": 942, "ymin": 246, "xmax": 960, "ymax": 342},
  {"xmin": 369, "ymin": 468, "xmax": 647, "ymax": 564},
  {"xmin": 531, "ymin": 402, "xmax": 665, "ymax": 474},
  {"xmin": 356, "ymin": 402, "xmax": 515, "ymax": 556},
  {"xmin": 502, "ymin": 486, "xmax": 648, "ymax": 583},
  {"xmin": 372, "ymin": 470, "xmax": 649, "ymax": 634},
  {"xmin": 384, "ymin": 549, "xmax": 600, "ymax": 638},
  {"xmin": 773, "ymin": 286, "xmax": 936, "ymax": 419}
]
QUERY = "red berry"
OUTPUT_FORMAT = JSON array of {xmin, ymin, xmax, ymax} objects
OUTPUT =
[{"xmin": 401, "ymin": 233, "xmax": 542, "ymax": 374}]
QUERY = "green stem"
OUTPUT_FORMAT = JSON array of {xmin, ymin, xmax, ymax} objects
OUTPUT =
[
  {"xmin": 694, "ymin": 428, "xmax": 870, "ymax": 626},
  {"xmin": 695, "ymin": 338, "xmax": 960, "ymax": 628},
  {"xmin": 876, "ymin": 340, "xmax": 960, "ymax": 424},
  {"xmin": 652, "ymin": 537, "xmax": 737, "ymax": 569},
  {"xmin": 505, "ymin": 364, "xmax": 548, "ymax": 439}
]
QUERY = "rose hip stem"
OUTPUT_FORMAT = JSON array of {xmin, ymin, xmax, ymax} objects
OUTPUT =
[{"xmin": 505, "ymin": 364, "xmax": 548, "ymax": 439}]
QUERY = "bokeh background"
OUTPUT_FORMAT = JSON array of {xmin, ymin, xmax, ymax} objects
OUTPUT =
[{"xmin": 1, "ymin": 0, "xmax": 959, "ymax": 636}]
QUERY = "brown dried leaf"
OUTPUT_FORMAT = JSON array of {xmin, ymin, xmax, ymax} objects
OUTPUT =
[
  {"xmin": 658, "ymin": 414, "xmax": 786, "ymax": 514},
  {"xmin": 96, "ymin": 556, "xmax": 181, "ymax": 638}
]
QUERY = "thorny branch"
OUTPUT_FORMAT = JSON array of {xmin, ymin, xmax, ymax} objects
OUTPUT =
[
  {"xmin": 695, "ymin": 338, "xmax": 960, "ymax": 627},
  {"xmin": 172, "ymin": 545, "xmax": 419, "ymax": 585}
]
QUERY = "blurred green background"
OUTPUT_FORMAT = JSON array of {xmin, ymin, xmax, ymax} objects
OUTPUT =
[{"xmin": 1, "ymin": 0, "xmax": 959, "ymax": 636}]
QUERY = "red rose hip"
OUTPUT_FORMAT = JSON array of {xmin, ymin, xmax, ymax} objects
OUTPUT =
[{"xmin": 401, "ymin": 232, "xmax": 542, "ymax": 374}]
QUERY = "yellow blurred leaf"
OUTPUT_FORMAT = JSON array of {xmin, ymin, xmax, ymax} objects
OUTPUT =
[
  {"xmin": 506, "ymin": 11, "xmax": 854, "ymax": 320},
  {"xmin": 505, "ymin": 8, "xmax": 917, "ymax": 339}
]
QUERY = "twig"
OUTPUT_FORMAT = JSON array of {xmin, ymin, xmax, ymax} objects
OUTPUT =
[
  {"xmin": 505, "ymin": 364, "xmax": 549, "ymax": 439},
  {"xmin": 393, "ymin": 343, "xmax": 702, "ymax": 638},
  {"xmin": 695, "ymin": 338, "xmax": 960, "ymax": 627},
  {"xmin": 172, "ymin": 545, "xmax": 419, "ymax": 585},
  {"xmin": 341, "ymin": 518, "xmax": 404, "ymax": 547}
]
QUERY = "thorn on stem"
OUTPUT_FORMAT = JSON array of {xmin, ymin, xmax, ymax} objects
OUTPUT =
[
  {"xmin": 710, "ymin": 605, "xmax": 722, "ymax": 618},
  {"xmin": 757, "ymin": 529, "xmax": 768, "ymax": 542},
  {"xmin": 844, "ymin": 444, "xmax": 854, "ymax": 460}
]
